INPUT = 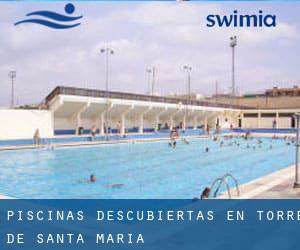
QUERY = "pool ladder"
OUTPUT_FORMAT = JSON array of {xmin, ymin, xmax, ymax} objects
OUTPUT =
[{"xmin": 209, "ymin": 173, "xmax": 240, "ymax": 198}]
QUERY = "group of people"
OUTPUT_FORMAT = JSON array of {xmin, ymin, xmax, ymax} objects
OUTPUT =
[
  {"xmin": 211, "ymin": 134, "xmax": 275, "ymax": 151},
  {"xmin": 168, "ymin": 128, "xmax": 191, "ymax": 148},
  {"xmin": 33, "ymin": 122, "xmax": 296, "ymax": 200},
  {"xmin": 283, "ymin": 136, "xmax": 295, "ymax": 145},
  {"xmin": 211, "ymin": 131, "xmax": 298, "ymax": 154},
  {"xmin": 82, "ymin": 121, "xmax": 127, "ymax": 140}
]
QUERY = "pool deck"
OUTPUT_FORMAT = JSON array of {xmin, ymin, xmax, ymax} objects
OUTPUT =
[
  {"xmin": 0, "ymin": 134, "xmax": 212, "ymax": 151},
  {"xmin": 0, "ymin": 132, "xmax": 296, "ymax": 151},
  {"xmin": 219, "ymin": 165, "xmax": 300, "ymax": 199}
]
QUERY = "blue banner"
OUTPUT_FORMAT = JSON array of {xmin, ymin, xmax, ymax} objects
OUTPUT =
[{"xmin": 1, "ymin": 199, "xmax": 300, "ymax": 250}]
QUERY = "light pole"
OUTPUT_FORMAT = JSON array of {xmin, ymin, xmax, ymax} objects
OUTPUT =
[
  {"xmin": 215, "ymin": 80, "xmax": 218, "ymax": 103},
  {"xmin": 183, "ymin": 65, "xmax": 192, "ymax": 130},
  {"xmin": 294, "ymin": 113, "xmax": 300, "ymax": 188},
  {"xmin": 183, "ymin": 65, "xmax": 192, "ymax": 102},
  {"xmin": 100, "ymin": 47, "xmax": 114, "ymax": 93},
  {"xmin": 146, "ymin": 68, "xmax": 152, "ymax": 95},
  {"xmin": 152, "ymin": 66, "xmax": 156, "ymax": 96},
  {"xmin": 100, "ymin": 47, "xmax": 114, "ymax": 136},
  {"xmin": 146, "ymin": 66, "xmax": 156, "ymax": 95},
  {"xmin": 230, "ymin": 36, "xmax": 237, "ymax": 98},
  {"xmin": 8, "ymin": 71, "xmax": 16, "ymax": 108}
]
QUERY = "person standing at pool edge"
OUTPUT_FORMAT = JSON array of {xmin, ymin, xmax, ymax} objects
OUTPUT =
[
  {"xmin": 33, "ymin": 128, "xmax": 41, "ymax": 145},
  {"xmin": 90, "ymin": 125, "xmax": 97, "ymax": 141}
]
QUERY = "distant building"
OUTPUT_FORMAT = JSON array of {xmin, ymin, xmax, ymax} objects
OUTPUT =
[
  {"xmin": 265, "ymin": 86, "xmax": 300, "ymax": 97},
  {"xmin": 242, "ymin": 93, "xmax": 265, "ymax": 98}
]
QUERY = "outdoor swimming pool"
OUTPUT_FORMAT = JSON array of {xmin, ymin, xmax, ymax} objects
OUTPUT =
[{"xmin": 0, "ymin": 136, "xmax": 295, "ymax": 198}]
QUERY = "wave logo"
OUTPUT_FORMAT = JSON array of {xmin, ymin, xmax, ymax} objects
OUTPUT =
[{"xmin": 14, "ymin": 3, "xmax": 82, "ymax": 29}]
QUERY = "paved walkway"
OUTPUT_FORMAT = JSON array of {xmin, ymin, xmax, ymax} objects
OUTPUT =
[
  {"xmin": 0, "ymin": 134, "xmax": 211, "ymax": 151},
  {"xmin": 220, "ymin": 166, "xmax": 300, "ymax": 199}
]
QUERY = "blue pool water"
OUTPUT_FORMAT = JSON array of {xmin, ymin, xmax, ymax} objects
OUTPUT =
[{"xmin": 0, "ymin": 137, "xmax": 295, "ymax": 199}]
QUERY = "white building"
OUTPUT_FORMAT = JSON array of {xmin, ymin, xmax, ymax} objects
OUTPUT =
[
  {"xmin": 47, "ymin": 87, "xmax": 239, "ymax": 136},
  {"xmin": 0, "ymin": 86, "xmax": 299, "ymax": 140}
]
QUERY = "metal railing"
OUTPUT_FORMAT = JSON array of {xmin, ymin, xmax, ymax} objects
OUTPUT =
[
  {"xmin": 209, "ymin": 173, "xmax": 240, "ymax": 198},
  {"xmin": 45, "ymin": 86, "xmax": 251, "ymax": 109}
]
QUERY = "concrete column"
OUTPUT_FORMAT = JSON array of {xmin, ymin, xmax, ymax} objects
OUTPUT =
[
  {"xmin": 204, "ymin": 116, "xmax": 208, "ymax": 131},
  {"xmin": 72, "ymin": 102, "xmax": 90, "ymax": 135},
  {"xmin": 257, "ymin": 112, "xmax": 261, "ymax": 128},
  {"xmin": 240, "ymin": 113, "xmax": 244, "ymax": 128},
  {"xmin": 155, "ymin": 116, "xmax": 160, "ymax": 131},
  {"xmin": 215, "ymin": 117, "xmax": 219, "ymax": 129},
  {"xmin": 99, "ymin": 112, "xmax": 105, "ymax": 135},
  {"xmin": 182, "ymin": 115, "xmax": 186, "ymax": 130},
  {"xmin": 193, "ymin": 116, "xmax": 198, "ymax": 130},
  {"xmin": 169, "ymin": 116, "xmax": 174, "ymax": 130},
  {"xmin": 76, "ymin": 113, "xmax": 81, "ymax": 135},
  {"xmin": 138, "ymin": 107, "xmax": 152, "ymax": 134},
  {"xmin": 276, "ymin": 112, "xmax": 279, "ymax": 129},
  {"xmin": 118, "ymin": 105, "xmax": 134, "ymax": 135},
  {"xmin": 121, "ymin": 113, "xmax": 125, "ymax": 135},
  {"xmin": 138, "ymin": 114, "xmax": 144, "ymax": 134},
  {"xmin": 154, "ymin": 107, "xmax": 168, "ymax": 131}
]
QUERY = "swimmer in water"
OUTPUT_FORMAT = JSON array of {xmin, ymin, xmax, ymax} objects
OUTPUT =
[
  {"xmin": 90, "ymin": 174, "xmax": 96, "ymax": 183},
  {"xmin": 105, "ymin": 184, "xmax": 124, "ymax": 189},
  {"xmin": 205, "ymin": 147, "xmax": 209, "ymax": 153},
  {"xmin": 182, "ymin": 138, "xmax": 190, "ymax": 145},
  {"xmin": 200, "ymin": 187, "xmax": 211, "ymax": 199},
  {"xmin": 79, "ymin": 174, "xmax": 96, "ymax": 184},
  {"xmin": 173, "ymin": 141, "xmax": 177, "ymax": 148},
  {"xmin": 246, "ymin": 144, "xmax": 250, "ymax": 149}
]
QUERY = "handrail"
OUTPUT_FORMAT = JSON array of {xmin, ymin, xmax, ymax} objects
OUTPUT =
[
  {"xmin": 209, "ymin": 173, "xmax": 240, "ymax": 198},
  {"xmin": 210, "ymin": 177, "xmax": 232, "ymax": 198},
  {"xmin": 222, "ymin": 173, "xmax": 240, "ymax": 197}
]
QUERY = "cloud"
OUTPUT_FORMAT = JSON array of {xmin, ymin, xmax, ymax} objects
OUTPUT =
[{"xmin": 0, "ymin": 2, "xmax": 300, "ymax": 106}]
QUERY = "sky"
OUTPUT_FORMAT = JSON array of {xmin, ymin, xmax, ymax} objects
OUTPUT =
[{"xmin": 1, "ymin": 1, "xmax": 300, "ymax": 107}]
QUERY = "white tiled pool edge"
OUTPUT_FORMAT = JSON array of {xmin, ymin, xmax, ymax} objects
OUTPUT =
[
  {"xmin": 0, "ymin": 134, "xmax": 213, "ymax": 151},
  {"xmin": 219, "ymin": 165, "xmax": 296, "ymax": 199},
  {"xmin": 0, "ymin": 132, "xmax": 296, "ymax": 151}
]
